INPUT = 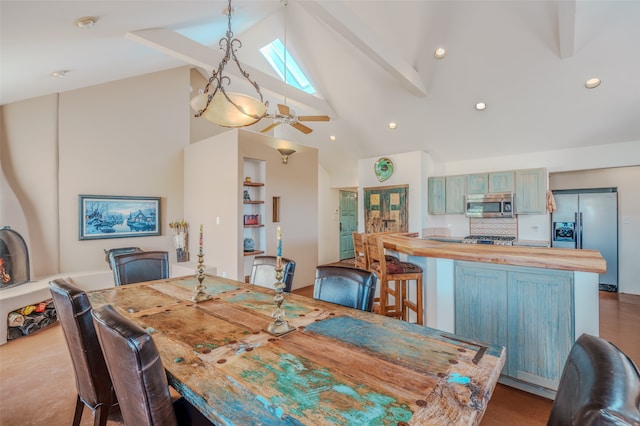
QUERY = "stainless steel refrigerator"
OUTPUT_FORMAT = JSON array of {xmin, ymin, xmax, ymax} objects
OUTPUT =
[{"xmin": 551, "ymin": 189, "xmax": 618, "ymax": 291}]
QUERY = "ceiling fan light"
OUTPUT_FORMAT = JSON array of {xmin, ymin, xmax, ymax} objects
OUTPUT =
[{"xmin": 199, "ymin": 92, "xmax": 267, "ymax": 128}]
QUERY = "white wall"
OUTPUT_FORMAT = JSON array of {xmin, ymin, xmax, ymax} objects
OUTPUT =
[
  {"xmin": 57, "ymin": 68, "xmax": 190, "ymax": 273},
  {"xmin": 184, "ymin": 130, "xmax": 319, "ymax": 289},
  {"xmin": 1, "ymin": 67, "xmax": 191, "ymax": 277},
  {"xmin": 318, "ymin": 165, "xmax": 340, "ymax": 265},
  {"xmin": 0, "ymin": 94, "xmax": 59, "ymax": 278}
]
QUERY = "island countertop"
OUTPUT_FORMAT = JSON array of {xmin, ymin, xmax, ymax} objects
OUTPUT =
[{"xmin": 382, "ymin": 235, "xmax": 606, "ymax": 274}]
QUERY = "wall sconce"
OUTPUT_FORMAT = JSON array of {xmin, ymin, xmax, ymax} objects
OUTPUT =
[{"xmin": 277, "ymin": 148, "xmax": 296, "ymax": 164}]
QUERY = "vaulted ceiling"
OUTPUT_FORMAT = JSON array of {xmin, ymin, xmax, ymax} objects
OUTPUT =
[{"xmin": 2, "ymin": 1, "xmax": 639, "ymax": 184}]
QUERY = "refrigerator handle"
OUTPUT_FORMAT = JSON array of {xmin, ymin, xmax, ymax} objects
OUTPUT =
[
  {"xmin": 574, "ymin": 212, "xmax": 578, "ymax": 249},
  {"xmin": 579, "ymin": 212, "xmax": 583, "ymax": 249}
]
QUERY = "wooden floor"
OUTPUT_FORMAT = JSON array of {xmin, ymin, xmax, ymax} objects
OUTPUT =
[{"xmin": 0, "ymin": 289, "xmax": 638, "ymax": 425}]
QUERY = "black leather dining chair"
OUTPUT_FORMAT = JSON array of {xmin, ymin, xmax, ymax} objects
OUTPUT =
[
  {"xmin": 91, "ymin": 304, "xmax": 212, "ymax": 426},
  {"xmin": 104, "ymin": 246, "xmax": 143, "ymax": 270},
  {"xmin": 313, "ymin": 265, "xmax": 378, "ymax": 312},
  {"xmin": 48, "ymin": 278, "xmax": 118, "ymax": 426},
  {"xmin": 547, "ymin": 333, "xmax": 640, "ymax": 425},
  {"xmin": 249, "ymin": 255, "xmax": 296, "ymax": 293},
  {"xmin": 109, "ymin": 250, "xmax": 169, "ymax": 286}
]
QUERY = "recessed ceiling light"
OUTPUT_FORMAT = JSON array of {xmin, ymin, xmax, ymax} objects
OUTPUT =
[
  {"xmin": 74, "ymin": 16, "xmax": 97, "ymax": 30},
  {"xmin": 585, "ymin": 78, "xmax": 601, "ymax": 89},
  {"xmin": 475, "ymin": 102, "xmax": 487, "ymax": 111},
  {"xmin": 388, "ymin": 122, "xmax": 397, "ymax": 130},
  {"xmin": 329, "ymin": 135, "xmax": 336, "ymax": 142},
  {"xmin": 50, "ymin": 70, "xmax": 68, "ymax": 79},
  {"xmin": 434, "ymin": 48, "xmax": 447, "ymax": 59}
]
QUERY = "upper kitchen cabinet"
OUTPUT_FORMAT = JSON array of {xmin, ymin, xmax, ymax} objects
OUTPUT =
[
  {"xmin": 428, "ymin": 177, "xmax": 446, "ymax": 214},
  {"xmin": 515, "ymin": 168, "xmax": 547, "ymax": 214},
  {"xmin": 489, "ymin": 171, "xmax": 514, "ymax": 193},
  {"xmin": 467, "ymin": 174, "xmax": 489, "ymax": 195},
  {"xmin": 445, "ymin": 175, "xmax": 466, "ymax": 214}
]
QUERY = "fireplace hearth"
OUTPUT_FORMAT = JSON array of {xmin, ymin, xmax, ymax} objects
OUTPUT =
[{"xmin": 0, "ymin": 226, "xmax": 30, "ymax": 290}]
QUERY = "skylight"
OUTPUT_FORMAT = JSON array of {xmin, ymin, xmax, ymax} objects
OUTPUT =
[{"xmin": 260, "ymin": 39, "xmax": 316, "ymax": 95}]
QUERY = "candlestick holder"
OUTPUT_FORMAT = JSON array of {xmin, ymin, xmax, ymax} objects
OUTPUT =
[
  {"xmin": 265, "ymin": 265, "xmax": 294, "ymax": 336},
  {"xmin": 191, "ymin": 252, "xmax": 211, "ymax": 303}
]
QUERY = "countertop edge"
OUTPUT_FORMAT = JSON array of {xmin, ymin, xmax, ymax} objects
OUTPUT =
[{"xmin": 382, "ymin": 235, "xmax": 606, "ymax": 274}]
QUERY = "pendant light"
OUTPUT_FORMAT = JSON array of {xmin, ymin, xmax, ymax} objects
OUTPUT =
[{"xmin": 190, "ymin": 0, "xmax": 268, "ymax": 127}]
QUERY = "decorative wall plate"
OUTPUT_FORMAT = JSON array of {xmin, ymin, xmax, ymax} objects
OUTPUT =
[{"xmin": 374, "ymin": 157, "xmax": 394, "ymax": 182}]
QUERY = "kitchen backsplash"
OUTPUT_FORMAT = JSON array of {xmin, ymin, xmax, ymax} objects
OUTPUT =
[{"xmin": 469, "ymin": 218, "xmax": 518, "ymax": 237}]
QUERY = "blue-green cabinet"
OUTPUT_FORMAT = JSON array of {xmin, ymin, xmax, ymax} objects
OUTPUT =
[
  {"xmin": 454, "ymin": 261, "xmax": 574, "ymax": 392},
  {"xmin": 515, "ymin": 168, "xmax": 547, "ymax": 214},
  {"xmin": 445, "ymin": 175, "xmax": 466, "ymax": 213},
  {"xmin": 428, "ymin": 177, "xmax": 446, "ymax": 214},
  {"xmin": 454, "ymin": 264, "xmax": 508, "ymax": 364},
  {"xmin": 507, "ymin": 270, "xmax": 573, "ymax": 390},
  {"xmin": 488, "ymin": 171, "xmax": 514, "ymax": 193},
  {"xmin": 466, "ymin": 174, "xmax": 489, "ymax": 194}
]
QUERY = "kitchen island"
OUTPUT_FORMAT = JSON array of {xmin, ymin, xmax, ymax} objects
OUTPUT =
[{"xmin": 381, "ymin": 234, "xmax": 606, "ymax": 399}]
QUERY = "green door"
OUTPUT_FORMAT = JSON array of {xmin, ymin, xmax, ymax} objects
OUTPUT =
[{"xmin": 339, "ymin": 191, "xmax": 357, "ymax": 260}]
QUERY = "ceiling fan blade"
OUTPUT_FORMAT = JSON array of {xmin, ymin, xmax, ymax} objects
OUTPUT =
[
  {"xmin": 260, "ymin": 122, "xmax": 281, "ymax": 133},
  {"xmin": 291, "ymin": 122, "xmax": 313, "ymax": 134},
  {"xmin": 298, "ymin": 115, "xmax": 330, "ymax": 122},
  {"xmin": 277, "ymin": 104, "xmax": 290, "ymax": 116}
]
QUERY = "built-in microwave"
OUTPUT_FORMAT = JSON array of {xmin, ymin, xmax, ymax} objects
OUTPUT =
[{"xmin": 465, "ymin": 193, "xmax": 514, "ymax": 218}]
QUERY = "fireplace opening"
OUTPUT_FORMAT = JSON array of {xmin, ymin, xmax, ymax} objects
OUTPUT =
[{"xmin": 0, "ymin": 226, "xmax": 30, "ymax": 290}]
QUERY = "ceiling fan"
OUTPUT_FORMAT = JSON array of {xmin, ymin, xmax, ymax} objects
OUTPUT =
[
  {"xmin": 260, "ymin": 104, "xmax": 329, "ymax": 134},
  {"xmin": 259, "ymin": 0, "xmax": 329, "ymax": 135}
]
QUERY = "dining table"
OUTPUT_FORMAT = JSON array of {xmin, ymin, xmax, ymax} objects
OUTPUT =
[{"xmin": 87, "ymin": 273, "xmax": 506, "ymax": 425}]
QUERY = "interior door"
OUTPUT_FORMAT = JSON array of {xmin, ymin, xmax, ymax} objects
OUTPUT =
[{"xmin": 339, "ymin": 191, "xmax": 357, "ymax": 260}]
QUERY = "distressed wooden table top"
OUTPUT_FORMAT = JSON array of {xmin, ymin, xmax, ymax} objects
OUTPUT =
[{"xmin": 88, "ymin": 275, "xmax": 505, "ymax": 426}]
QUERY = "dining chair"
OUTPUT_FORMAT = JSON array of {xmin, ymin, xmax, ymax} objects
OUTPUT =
[
  {"xmin": 547, "ymin": 333, "xmax": 640, "ymax": 425},
  {"xmin": 91, "ymin": 304, "xmax": 212, "ymax": 426},
  {"xmin": 313, "ymin": 265, "xmax": 377, "ymax": 312},
  {"xmin": 109, "ymin": 250, "xmax": 169, "ymax": 286},
  {"xmin": 103, "ymin": 246, "xmax": 143, "ymax": 269},
  {"xmin": 48, "ymin": 278, "xmax": 117, "ymax": 426},
  {"xmin": 249, "ymin": 255, "xmax": 296, "ymax": 292},
  {"xmin": 366, "ymin": 234, "xmax": 423, "ymax": 324}
]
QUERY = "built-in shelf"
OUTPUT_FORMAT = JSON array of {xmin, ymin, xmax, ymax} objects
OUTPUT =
[
  {"xmin": 244, "ymin": 182, "xmax": 264, "ymax": 187},
  {"xmin": 243, "ymin": 250, "xmax": 265, "ymax": 257},
  {"xmin": 243, "ymin": 200, "xmax": 264, "ymax": 204},
  {"xmin": 244, "ymin": 224, "xmax": 264, "ymax": 228}
]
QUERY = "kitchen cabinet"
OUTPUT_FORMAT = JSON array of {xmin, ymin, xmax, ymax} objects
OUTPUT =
[
  {"xmin": 454, "ymin": 261, "xmax": 574, "ymax": 392},
  {"xmin": 445, "ymin": 175, "xmax": 466, "ymax": 213},
  {"xmin": 515, "ymin": 168, "xmax": 547, "ymax": 214},
  {"xmin": 466, "ymin": 174, "xmax": 489, "ymax": 194},
  {"xmin": 428, "ymin": 177, "xmax": 446, "ymax": 214},
  {"xmin": 489, "ymin": 171, "xmax": 514, "ymax": 193}
]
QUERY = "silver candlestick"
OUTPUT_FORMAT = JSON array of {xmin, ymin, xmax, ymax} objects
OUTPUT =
[
  {"xmin": 265, "ymin": 264, "xmax": 294, "ymax": 336},
  {"xmin": 191, "ymin": 252, "xmax": 211, "ymax": 303}
]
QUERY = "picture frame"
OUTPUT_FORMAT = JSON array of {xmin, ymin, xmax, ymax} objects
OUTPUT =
[{"xmin": 78, "ymin": 195, "xmax": 161, "ymax": 240}]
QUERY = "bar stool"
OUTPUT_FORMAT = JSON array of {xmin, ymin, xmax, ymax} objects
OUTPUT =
[
  {"xmin": 366, "ymin": 235, "xmax": 423, "ymax": 324},
  {"xmin": 352, "ymin": 232, "xmax": 370, "ymax": 270}
]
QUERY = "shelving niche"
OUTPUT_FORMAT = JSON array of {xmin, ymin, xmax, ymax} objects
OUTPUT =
[{"xmin": 242, "ymin": 159, "xmax": 266, "ymax": 265}]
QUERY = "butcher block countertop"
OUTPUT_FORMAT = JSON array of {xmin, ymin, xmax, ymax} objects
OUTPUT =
[{"xmin": 382, "ymin": 235, "xmax": 606, "ymax": 274}]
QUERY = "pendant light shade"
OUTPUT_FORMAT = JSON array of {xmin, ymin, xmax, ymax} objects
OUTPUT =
[{"xmin": 191, "ymin": 0, "xmax": 267, "ymax": 127}]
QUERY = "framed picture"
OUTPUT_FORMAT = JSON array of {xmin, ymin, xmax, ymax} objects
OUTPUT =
[{"xmin": 79, "ymin": 195, "xmax": 161, "ymax": 240}]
